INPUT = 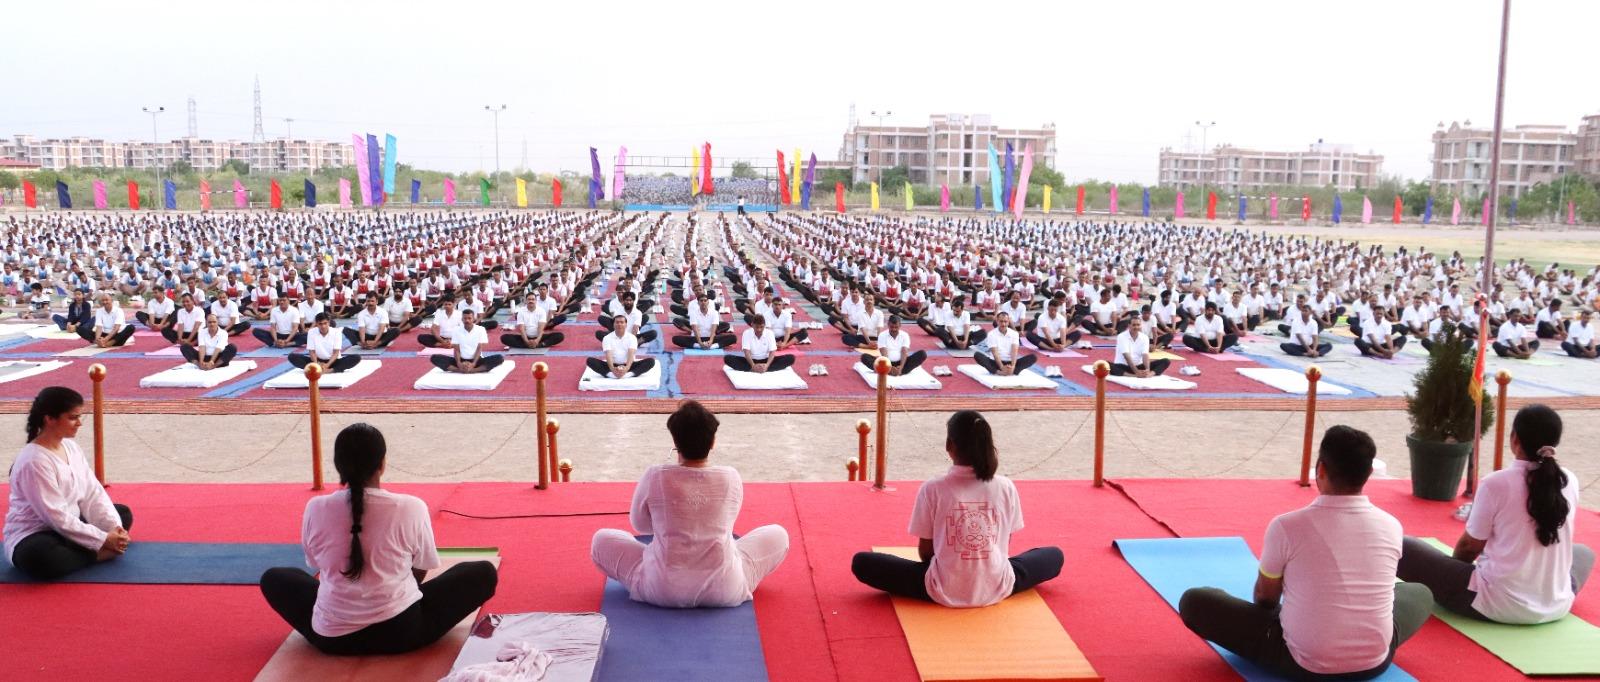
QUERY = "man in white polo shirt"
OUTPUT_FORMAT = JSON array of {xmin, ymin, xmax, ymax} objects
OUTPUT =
[
  {"xmin": 161, "ymin": 293, "xmax": 206, "ymax": 346},
  {"xmin": 1182, "ymin": 302, "xmax": 1237, "ymax": 354},
  {"xmin": 974, "ymin": 311, "xmax": 1036, "ymax": 376},
  {"xmin": 1111, "ymin": 316, "xmax": 1169, "ymax": 377},
  {"xmin": 1178, "ymin": 425, "xmax": 1432, "ymax": 679},
  {"xmin": 502, "ymin": 295, "xmax": 565, "ymax": 349},
  {"xmin": 1025, "ymin": 298, "xmax": 1080, "ymax": 352},
  {"xmin": 1493, "ymin": 310, "xmax": 1539, "ymax": 359},
  {"xmin": 345, "ymin": 296, "xmax": 400, "ymax": 350},
  {"xmin": 135, "ymin": 288, "xmax": 175, "ymax": 330},
  {"xmin": 587, "ymin": 315, "xmax": 656, "ymax": 379},
  {"xmin": 1279, "ymin": 304, "xmax": 1332, "ymax": 358},
  {"xmin": 252, "ymin": 296, "xmax": 306, "ymax": 348},
  {"xmin": 672, "ymin": 293, "xmax": 736, "ymax": 350},
  {"xmin": 289, "ymin": 313, "xmax": 360, "ymax": 373},
  {"xmin": 79, "ymin": 293, "xmax": 135, "ymax": 348},
  {"xmin": 724, "ymin": 314, "xmax": 795, "ymax": 374},
  {"xmin": 430, "ymin": 309, "xmax": 503, "ymax": 374},
  {"xmin": 862, "ymin": 316, "xmax": 926, "ymax": 376},
  {"xmin": 1563, "ymin": 310, "xmax": 1597, "ymax": 359}
]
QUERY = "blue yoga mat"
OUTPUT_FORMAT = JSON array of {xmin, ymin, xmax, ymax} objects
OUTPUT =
[
  {"xmin": 0, "ymin": 541, "xmax": 304, "ymax": 584},
  {"xmin": 1114, "ymin": 537, "xmax": 1416, "ymax": 682},
  {"xmin": 595, "ymin": 577, "xmax": 767, "ymax": 681}
]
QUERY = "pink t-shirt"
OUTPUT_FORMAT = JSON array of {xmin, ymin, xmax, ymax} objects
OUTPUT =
[
  {"xmin": 909, "ymin": 465, "xmax": 1024, "ymax": 608},
  {"xmin": 1259, "ymin": 495, "xmax": 1401, "ymax": 674}
]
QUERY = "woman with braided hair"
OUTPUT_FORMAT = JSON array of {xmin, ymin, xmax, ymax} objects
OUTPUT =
[
  {"xmin": 258, "ymin": 423, "xmax": 497, "ymax": 655},
  {"xmin": 1397, "ymin": 404, "xmax": 1595, "ymax": 623}
]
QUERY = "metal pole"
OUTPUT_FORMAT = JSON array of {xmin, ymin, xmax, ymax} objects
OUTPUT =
[
  {"xmin": 89, "ymin": 364, "xmax": 107, "ymax": 484},
  {"xmin": 306, "ymin": 363, "xmax": 325, "ymax": 491},
  {"xmin": 533, "ymin": 362, "xmax": 549, "ymax": 489},
  {"xmin": 1093, "ymin": 360, "xmax": 1109, "ymax": 487},
  {"xmin": 1469, "ymin": 0, "xmax": 1512, "ymax": 499},
  {"xmin": 1299, "ymin": 366, "xmax": 1322, "ymax": 487},
  {"xmin": 873, "ymin": 357, "xmax": 889, "ymax": 489},
  {"xmin": 1494, "ymin": 371, "xmax": 1512, "ymax": 471}
]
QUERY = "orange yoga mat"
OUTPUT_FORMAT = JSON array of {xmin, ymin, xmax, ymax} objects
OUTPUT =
[
  {"xmin": 874, "ymin": 547, "xmax": 1101, "ymax": 682},
  {"xmin": 254, "ymin": 549, "xmax": 500, "ymax": 682}
]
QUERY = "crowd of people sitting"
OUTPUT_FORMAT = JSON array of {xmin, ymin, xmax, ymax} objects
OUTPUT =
[
  {"xmin": 6, "ymin": 385, "xmax": 1589, "ymax": 680},
  {"xmin": 620, "ymin": 175, "xmax": 777, "ymax": 207}
]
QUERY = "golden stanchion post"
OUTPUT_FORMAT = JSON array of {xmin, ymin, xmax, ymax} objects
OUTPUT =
[
  {"xmin": 545, "ymin": 418, "xmax": 561, "ymax": 484},
  {"xmin": 559, "ymin": 459, "xmax": 573, "ymax": 483},
  {"xmin": 874, "ymin": 357, "xmax": 890, "ymax": 490},
  {"xmin": 855, "ymin": 419, "xmax": 871, "ymax": 481},
  {"xmin": 88, "ymin": 363, "xmax": 107, "ymax": 485},
  {"xmin": 847, "ymin": 459, "xmax": 859, "ymax": 481},
  {"xmin": 306, "ymin": 363, "xmax": 325, "ymax": 491},
  {"xmin": 1494, "ymin": 371, "xmax": 1512, "ymax": 471},
  {"xmin": 533, "ymin": 362, "xmax": 549, "ymax": 490},
  {"xmin": 1298, "ymin": 365, "xmax": 1321, "ymax": 487},
  {"xmin": 1092, "ymin": 360, "xmax": 1109, "ymax": 488}
]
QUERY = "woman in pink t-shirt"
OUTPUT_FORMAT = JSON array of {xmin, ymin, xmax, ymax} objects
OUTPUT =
[{"xmin": 850, "ymin": 410, "xmax": 1062, "ymax": 608}]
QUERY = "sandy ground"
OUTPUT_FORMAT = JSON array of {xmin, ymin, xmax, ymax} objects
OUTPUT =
[{"xmin": 1, "ymin": 409, "xmax": 1593, "ymax": 509}]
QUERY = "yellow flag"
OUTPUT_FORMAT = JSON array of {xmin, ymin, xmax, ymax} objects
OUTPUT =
[
  {"xmin": 791, "ymin": 148, "xmax": 801, "ymax": 203},
  {"xmin": 1043, "ymin": 185, "xmax": 1052, "ymax": 213},
  {"xmin": 905, "ymin": 182, "xmax": 913, "ymax": 211},
  {"xmin": 691, "ymin": 147, "xmax": 702, "ymax": 196},
  {"xmin": 515, "ymin": 178, "xmax": 528, "ymax": 208},
  {"xmin": 870, "ymin": 183, "xmax": 879, "ymax": 211}
]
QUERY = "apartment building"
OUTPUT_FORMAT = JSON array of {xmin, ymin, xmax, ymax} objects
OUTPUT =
[
  {"xmin": 1158, "ymin": 143, "xmax": 1384, "ymax": 194},
  {"xmin": 837, "ymin": 113, "xmax": 1057, "ymax": 186},
  {"xmin": 1576, "ymin": 114, "xmax": 1600, "ymax": 180},
  {"xmin": 1429, "ymin": 121, "xmax": 1575, "ymax": 199},
  {"xmin": 0, "ymin": 134, "xmax": 353, "ymax": 172}
]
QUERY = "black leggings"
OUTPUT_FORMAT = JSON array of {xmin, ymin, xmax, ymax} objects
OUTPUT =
[
  {"xmin": 502, "ymin": 332, "xmax": 565, "ymax": 348},
  {"xmin": 343, "ymin": 327, "xmax": 400, "ymax": 348},
  {"xmin": 850, "ymin": 547, "xmax": 1063, "ymax": 602},
  {"xmin": 180, "ymin": 343, "xmax": 238, "ymax": 367},
  {"xmin": 672, "ymin": 333, "xmax": 737, "ymax": 349},
  {"xmin": 973, "ymin": 353, "xmax": 1038, "ymax": 375},
  {"xmin": 9, "ymin": 504, "xmax": 133, "ymax": 580},
  {"xmin": 259, "ymin": 561, "xmax": 498, "ymax": 656},
  {"xmin": 932, "ymin": 327, "xmax": 988, "ymax": 350},
  {"xmin": 1395, "ymin": 536, "xmax": 1594, "ymax": 620},
  {"xmin": 429, "ymin": 354, "xmax": 505, "ymax": 373},
  {"xmin": 77, "ymin": 325, "xmax": 135, "ymax": 346},
  {"xmin": 253, "ymin": 329, "xmax": 307, "ymax": 347},
  {"xmin": 723, "ymin": 354, "xmax": 797, "ymax": 373},
  {"xmin": 585, "ymin": 357, "xmax": 657, "ymax": 377},
  {"xmin": 1111, "ymin": 360, "xmax": 1171, "ymax": 376},
  {"xmin": 288, "ymin": 353, "xmax": 361, "ymax": 373},
  {"xmin": 1281, "ymin": 342, "xmax": 1334, "ymax": 357},
  {"xmin": 862, "ymin": 351, "xmax": 926, "ymax": 374}
]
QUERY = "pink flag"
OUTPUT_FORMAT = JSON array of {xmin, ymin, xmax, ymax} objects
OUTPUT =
[
  {"xmin": 353, "ymin": 134, "xmax": 373, "ymax": 206},
  {"xmin": 1361, "ymin": 196, "xmax": 1372, "ymax": 224},
  {"xmin": 338, "ymin": 178, "xmax": 352, "ymax": 208},
  {"xmin": 233, "ymin": 179, "xmax": 247, "ymax": 208},
  {"xmin": 613, "ymin": 146, "xmax": 628, "ymax": 200},
  {"xmin": 1482, "ymin": 196, "xmax": 1490, "ymax": 225},
  {"xmin": 443, "ymin": 179, "xmax": 456, "ymax": 205},
  {"xmin": 1109, "ymin": 186, "xmax": 1119, "ymax": 215},
  {"xmin": 939, "ymin": 184, "xmax": 950, "ymax": 212},
  {"xmin": 1011, "ymin": 143, "xmax": 1034, "ymax": 219},
  {"xmin": 92, "ymin": 180, "xmax": 107, "ymax": 210},
  {"xmin": 1569, "ymin": 201, "xmax": 1576, "ymax": 225},
  {"xmin": 1175, "ymin": 191, "xmax": 1185, "ymax": 219},
  {"xmin": 1269, "ymin": 194, "xmax": 1279, "ymax": 219},
  {"xmin": 1451, "ymin": 197, "xmax": 1461, "ymax": 225}
]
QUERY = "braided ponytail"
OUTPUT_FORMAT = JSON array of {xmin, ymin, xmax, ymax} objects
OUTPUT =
[
  {"xmin": 1513, "ymin": 405, "xmax": 1569, "ymax": 547},
  {"xmin": 333, "ymin": 423, "xmax": 386, "ymax": 580}
]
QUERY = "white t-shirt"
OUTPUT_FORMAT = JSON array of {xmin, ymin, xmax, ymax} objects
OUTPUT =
[
  {"xmin": 989, "ymin": 327, "xmax": 1020, "ymax": 362},
  {"xmin": 143, "ymin": 296, "xmax": 175, "ymax": 318},
  {"xmin": 741, "ymin": 327, "xmax": 778, "ymax": 361},
  {"xmin": 301, "ymin": 488, "xmax": 440, "ymax": 637},
  {"xmin": 1089, "ymin": 299, "xmax": 1116, "ymax": 326},
  {"xmin": 270, "ymin": 306, "xmax": 302, "ymax": 335},
  {"xmin": 92, "ymin": 306, "xmax": 125, "ymax": 334},
  {"xmin": 513, "ymin": 306, "xmax": 547, "ymax": 333},
  {"xmin": 625, "ymin": 464, "xmax": 752, "ymax": 607},
  {"xmin": 1115, "ymin": 330, "xmax": 1150, "ymax": 366},
  {"xmin": 453, "ymin": 324, "xmax": 489, "ymax": 358},
  {"xmin": 1568, "ymin": 320, "xmax": 1596, "ymax": 346},
  {"xmin": 1465, "ymin": 459, "xmax": 1580, "ymax": 624},
  {"xmin": 4, "ymin": 440, "xmax": 121, "ymax": 564},
  {"xmin": 603, "ymin": 332, "xmax": 638, "ymax": 365},
  {"xmin": 383, "ymin": 297, "xmax": 414, "ymax": 325},
  {"xmin": 1259, "ymin": 495, "xmax": 1401, "ymax": 675},
  {"xmin": 305, "ymin": 326, "xmax": 344, "ymax": 361},
  {"xmin": 355, "ymin": 308, "xmax": 386, "ymax": 335},
  {"xmin": 877, "ymin": 330, "xmax": 913, "ymax": 363},
  {"xmin": 1289, "ymin": 315, "xmax": 1321, "ymax": 345},
  {"xmin": 1497, "ymin": 321, "xmax": 1527, "ymax": 346},
  {"xmin": 1190, "ymin": 314, "xmax": 1225, "ymax": 341},
  {"xmin": 908, "ymin": 465, "xmax": 1024, "ymax": 608},
  {"xmin": 209, "ymin": 300, "xmax": 241, "ymax": 326},
  {"xmin": 1035, "ymin": 312, "xmax": 1067, "ymax": 339},
  {"xmin": 197, "ymin": 327, "xmax": 229, "ymax": 354},
  {"xmin": 688, "ymin": 305, "xmax": 719, "ymax": 337},
  {"xmin": 852, "ymin": 308, "xmax": 886, "ymax": 337},
  {"xmin": 175, "ymin": 306, "xmax": 204, "ymax": 333}
]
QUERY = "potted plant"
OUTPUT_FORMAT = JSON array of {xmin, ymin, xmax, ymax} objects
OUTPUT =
[{"xmin": 1404, "ymin": 322, "xmax": 1495, "ymax": 500}]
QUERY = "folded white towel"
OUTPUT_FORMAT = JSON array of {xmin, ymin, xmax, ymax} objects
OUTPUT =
[{"xmin": 440, "ymin": 641, "xmax": 551, "ymax": 682}]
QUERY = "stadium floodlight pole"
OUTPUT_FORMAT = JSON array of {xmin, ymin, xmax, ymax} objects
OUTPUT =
[
  {"xmin": 484, "ymin": 104, "xmax": 507, "ymax": 180},
  {"xmin": 1195, "ymin": 121, "xmax": 1216, "ymax": 210},
  {"xmin": 870, "ymin": 110, "xmax": 891, "ymax": 183},
  {"xmin": 143, "ymin": 106, "xmax": 165, "ymax": 210},
  {"xmin": 1468, "ymin": 0, "xmax": 1512, "ymax": 500},
  {"xmin": 284, "ymin": 117, "xmax": 294, "ymax": 139}
]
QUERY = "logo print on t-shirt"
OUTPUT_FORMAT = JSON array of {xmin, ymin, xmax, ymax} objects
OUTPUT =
[{"xmin": 946, "ymin": 501, "xmax": 997, "ymax": 560}]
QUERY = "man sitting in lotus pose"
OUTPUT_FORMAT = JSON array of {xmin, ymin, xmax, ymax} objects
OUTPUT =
[{"xmin": 587, "ymin": 315, "xmax": 657, "ymax": 379}]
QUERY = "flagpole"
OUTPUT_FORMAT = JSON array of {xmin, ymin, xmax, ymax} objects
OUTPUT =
[{"xmin": 1469, "ymin": 0, "xmax": 1512, "ymax": 499}]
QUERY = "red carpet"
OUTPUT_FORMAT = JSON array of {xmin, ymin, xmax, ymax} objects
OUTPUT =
[
  {"xmin": 1054, "ymin": 348, "xmax": 1282, "ymax": 395},
  {"xmin": 0, "ymin": 357, "xmax": 291, "ymax": 401},
  {"xmin": 3, "ymin": 479, "xmax": 1595, "ymax": 680}
]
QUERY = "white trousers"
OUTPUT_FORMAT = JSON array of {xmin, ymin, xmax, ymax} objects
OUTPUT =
[{"xmin": 590, "ymin": 525, "xmax": 790, "ymax": 607}]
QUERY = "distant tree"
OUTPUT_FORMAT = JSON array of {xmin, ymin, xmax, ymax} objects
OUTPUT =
[
  {"xmin": 167, "ymin": 160, "xmax": 195, "ymax": 176},
  {"xmin": 1028, "ymin": 165, "xmax": 1067, "ymax": 191},
  {"xmin": 1521, "ymin": 174, "xmax": 1600, "ymax": 222},
  {"xmin": 878, "ymin": 165, "xmax": 911, "ymax": 190},
  {"xmin": 817, "ymin": 168, "xmax": 853, "ymax": 191},
  {"xmin": 1401, "ymin": 180, "xmax": 1433, "ymax": 216},
  {"xmin": 221, "ymin": 159, "xmax": 250, "ymax": 175},
  {"xmin": 730, "ymin": 161, "xmax": 759, "ymax": 179},
  {"xmin": 0, "ymin": 171, "xmax": 18, "ymax": 190}
]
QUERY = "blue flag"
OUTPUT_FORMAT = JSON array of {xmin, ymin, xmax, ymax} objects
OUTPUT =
[
  {"xmin": 1002, "ymin": 142, "xmax": 1015, "ymax": 212},
  {"xmin": 986, "ymin": 144, "xmax": 1003, "ymax": 212},
  {"xmin": 1423, "ymin": 196, "xmax": 1433, "ymax": 224},
  {"xmin": 1333, "ymin": 195, "xmax": 1343, "ymax": 224},
  {"xmin": 1142, "ymin": 188, "xmax": 1151, "ymax": 217},
  {"xmin": 56, "ymin": 181, "xmax": 71, "ymax": 209},
  {"xmin": 304, "ymin": 179, "xmax": 317, "ymax": 208},
  {"xmin": 975, "ymin": 185, "xmax": 983, "ymax": 211},
  {"xmin": 366, "ymin": 133, "xmax": 382, "ymax": 204},
  {"xmin": 410, "ymin": 179, "xmax": 421, "ymax": 204},
  {"xmin": 163, "ymin": 179, "xmax": 177, "ymax": 210},
  {"xmin": 1238, "ymin": 195, "xmax": 1247, "ymax": 222},
  {"xmin": 382, "ymin": 134, "xmax": 398, "ymax": 195},
  {"xmin": 588, "ymin": 179, "xmax": 599, "ymax": 209},
  {"xmin": 589, "ymin": 147, "xmax": 603, "ymax": 203}
]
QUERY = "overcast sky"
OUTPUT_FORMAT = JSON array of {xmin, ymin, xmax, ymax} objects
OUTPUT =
[{"xmin": 6, "ymin": 0, "xmax": 1595, "ymax": 182}]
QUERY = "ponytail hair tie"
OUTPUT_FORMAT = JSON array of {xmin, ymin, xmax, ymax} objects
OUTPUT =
[{"xmin": 1537, "ymin": 446, "xmax": 1557, "ymax": 460}]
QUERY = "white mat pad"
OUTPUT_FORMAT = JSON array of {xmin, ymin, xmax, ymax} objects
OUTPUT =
[
  {"xmin": 579, "ymin": 362, "xmax": 662, "ymax": 391},
  {"xmin": 414, "ymin": 360, "xmax": 516, "ymax": 391},
  {"xmin": 956, "ymin": 364, "xmax": 1059, "ymax": 390},
  {"xmin": 263, "ymin": 360, "xmax": 382, "ymax": 389},
  {"xmin": 0, "ymin": 360, "xmax": 71, "ymax": 384},
  {"xmin": 854, "ymin": 363, "xmax": 942, "ymax": 390},
  {"xmin": 57, "ymin": 337, "xmax": 135, "ymax": 357},
  {"xmin": 1236, "ymin": 367, "xmax": 1354, "ymax": 395},
  {"xmin": 722, "ymin": 365, "xmax": 808, "ymax": 390},
  {"xmin": 0, "ymin": 324, "xmax": 49, "ymax": 339},
  {"xmin": 138, "ymin": 361, "xmax": 257, "ymax": 388},
  {"xmin": 26, "ymin": 327, "xmax": 80, "ymax": 340},
  {"xmin": 144, "ymin": 345, "xmax": 184, "ymax": 357},
  {"xmin": 1079, "ymin": 364, "xmax": 1196, "ymax": 390}
]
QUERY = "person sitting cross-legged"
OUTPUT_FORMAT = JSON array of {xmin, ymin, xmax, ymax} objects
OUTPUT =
[
  {"xmin": 724, "ymin": 314, "xmax": 796, "ymax": 374},
  {"xmin": 253, "ymin": 296, "xmax": 307, "ymax": 349},
  {"xmin": 1562, "ymin": 310, "xmax": 1598, "ymax": 359},
  {"xmin": 1279, "ymin": 304, "xmax": 1333, "ymax": 358},
  {"xmin": 1182, "ymin": 303, "xmax": 1237, "ymax": 354},
  {"xmin": 78, "ymin": 293, "xmax": 135, "ymax": 348},
  {"xmin": 1112, "ymin": 316, "xmax": 1171, "ymax": 377},
  {"xmin": 671, "ymin": 293, "xmax": 736, "ymax": 350},
  {"xmin": 502, "ymin": 295, "xmax": 565, "ymax": 349},
  {"xmin": 851, "ymin": 410, "xmax": 1062, "ymax": 606},
  {"xmin": 1178, "ymin": 425, "xmax": 1432, "ymax": 680},
  {"xmin": 589, "ymin": 400, "xmax": 789, "ymax": 607},
  {"xmin": 1080, "ymin": 288, "xmax": 1120, "ymax": 336},
  {"xmin": 764, "ymin": 297, "xmax": 808, "ymax": 350},
  {"xmin": 180, "ymin": 314, "xmax": 238, "ymax": 370},
  {"xmin": 135, "ymin": 288, "xmax": 175, "ymax": 330},
  {"xmin": 289, "ymin": 313, "xmax": 361, "ymax": 373},
  {"xmin": 862, "ymin": 316, "xmax": 927, "ymax": 376},
  {"xmin": 161, "ymin": 293, "xmax": 205, "ymax": 346},
  {"xmin": 53, "ymin": 291, "xmax": 92, "ymax": 334},
  {"xmin": 841, "ymin": 296, "xmax": 888, "ymax": 351},
  {"xmin": 932, "ymin": 298, "xmax": 987, "ymax": 350},
  {"xmin": 430, "ymin": 309, "xmax": 503, "ymax": 374},
  {"xmin": 1395, "ymin": 404, "xmax": 1594, "ymax": 624},
  {"xmin": 208, "ymin": 291, "xmax": 253, "ymax": 336},
  {"xmin": 1354, "ymin": 304, "xmax": 1406, "ymax": 359},
  {"xmin": 1494, "ymin": 310, "xmax": 1540, "ymax": 359},
  {"xmin": 973, "ymin": 312, "xmax": 1037, "ymax": 377},
  {"xmin": 587, "ymin": 315, "xmax": 657, "ymax": 379},
  {"xmin": 595, "ymin": 292, "xmax": 658, "ymax": 345},
  {"xmin": 344, "ymin": 297, "xmax": 401, "ymax": 350},
  {"xmin": 1026, "ymin": 298, "xmax": 1081, "ymax": 351}
]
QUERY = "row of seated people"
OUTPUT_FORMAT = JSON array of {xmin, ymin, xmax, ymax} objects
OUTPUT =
[
  {"xmin": 1279, "ymin": 300, "xmax": 1600, "ymax": 360},
  {"xmin": 7, "ymin": 391, "xmax": 1591, "ymax": 680}
]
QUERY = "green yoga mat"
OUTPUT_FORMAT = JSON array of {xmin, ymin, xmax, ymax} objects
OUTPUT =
[{"xmin": 1420, "ymin": 537, "xmax": 1600, "ymax": 675}]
